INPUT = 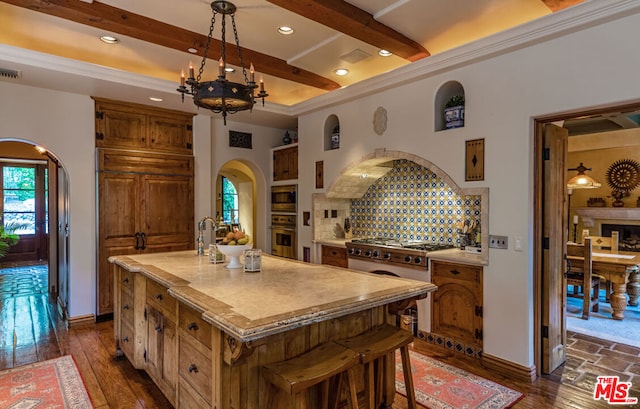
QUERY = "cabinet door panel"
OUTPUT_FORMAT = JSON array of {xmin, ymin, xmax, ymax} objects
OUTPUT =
[
  {"xmin": 146, "ymin": 306, "xmax": 163, "ymax": 380},
  {"xmin": 98, "ymin": 172, "xmax": 139, "ymax": 316},
  {"xmin": 148, "ymin": 115, "xmax": 193, "ymax": 155},
  {"xmin": 96, "ymin": 108, "xmax": 147, "ymax": 150},
  {"xmin": 432, "ymin": 283, "xmax": 480, "ymax": 343},
  {"xmin": 140, "ymin": 174, "xmax": 194, "ymax": 251}
]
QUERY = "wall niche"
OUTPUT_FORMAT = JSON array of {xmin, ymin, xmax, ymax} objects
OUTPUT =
[
  {"xmin": 435, "ymin": 81, "xmax": 465, "ymax": 131},
  {"xmin": 324, "ymin": 114, "xmax": 340, "ymax": 151}
]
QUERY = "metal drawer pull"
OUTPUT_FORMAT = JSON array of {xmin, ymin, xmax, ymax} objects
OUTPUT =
[
  {"xmin": 450, "ymin": 269, "xmax": 461, "ymax": 275},
  {"xmin": 155, "ymin": 293, "xmax": 164, "ymax": 301},
  {"xmin": 122, "ymin": 337, "xmax": 129, "ymax": 342},
  {"xmin": 123, "ymin": 277, "xmax": 129, "ymax": 284},
  {"xmin": 188, "ymin": 364, "xmax": 199, "ymax": 373},
  {"xmin": 188, "ymin": 322, "xmax": 199, "ymax": 331},
  {"xmin": 123, "ymin": 304, "xmax": 130, "ymax": 310},
  {"xmin": 155, "ymin": 326, "xmax": 162, "ymax": 333}
]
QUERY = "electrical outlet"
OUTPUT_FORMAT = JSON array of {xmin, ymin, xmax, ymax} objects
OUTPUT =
[{"xmin": 489, "ymin": 235, "xmax": 508, "ymax": 249}]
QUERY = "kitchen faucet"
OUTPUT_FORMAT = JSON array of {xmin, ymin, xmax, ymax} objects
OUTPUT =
[{"xmin": 197, "ymin": 216, "xmax": 217, "ymax": 256}]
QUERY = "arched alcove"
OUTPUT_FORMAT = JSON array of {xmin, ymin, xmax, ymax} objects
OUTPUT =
[
  {"xmin": 435, "ymin": 81, "xmax": 465, "ymax": 131},
  {"xmin": 324, "ymin": 114, "xmax": 340, "ymax": 151}
]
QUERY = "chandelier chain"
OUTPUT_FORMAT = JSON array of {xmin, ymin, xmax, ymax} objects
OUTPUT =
[
  {"xmin": 197, "ymin": 12, "xmax": 217, "ymax": 82},
  {"xmin": 231, "ymin": 15, "xmax": 250, "ymax": 84}
]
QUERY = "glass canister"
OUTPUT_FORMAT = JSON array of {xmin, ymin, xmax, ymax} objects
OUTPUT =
[
  {"xmin": 243, "ymin": 249, "xmax": 262, "ymax": 272},
  {"xmin": 208, "ymin": 243, "xmax": 224, "ymax": 264}
]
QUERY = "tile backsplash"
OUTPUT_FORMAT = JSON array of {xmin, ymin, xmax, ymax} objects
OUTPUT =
[{"xmin": 350, "ymin": 159, "xmax": 481, "ymax": 245}]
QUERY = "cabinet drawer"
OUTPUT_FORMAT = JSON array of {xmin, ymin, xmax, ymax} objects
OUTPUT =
[
  {"xmin": 120, "ymin": 321, "xmax": 135, "ymax": 360},
  {"xmin": 146, "ymin": 279, "xmax": 177, "ymax": 318},
  {"xmin": 120, "ymin": 289, "xmax": 135, "ymax": 326},
  {"xmin": 431, "ymin": 261, "xmax": 480, "ymax": 284},
  {"xmin": 179, "ymin": 304, "xmax": 211, "ymax": 349},
  {"xmin": 120, "ymin": 268, "xmax": 135, "ymax": 294},
  {"xmin": 178, "ymin": 377, "xmax": 212, "ymax": 409},
  {"xmin": 321, "ymin": 245, "xmax": 348, "ymax": 268},
  {"xmin": 179, "ymin": 338, "xmax": 212, "ymax": 404}
]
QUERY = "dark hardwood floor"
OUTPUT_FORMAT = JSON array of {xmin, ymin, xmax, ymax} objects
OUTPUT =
[{"xmin": 1, "ymin": 263, "xmax": 639, "ymax": 408}]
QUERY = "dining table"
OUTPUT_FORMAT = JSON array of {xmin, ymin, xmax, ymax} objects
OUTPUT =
[{"xmin": 569, "ymin": 249, "xmax": 640, "ymax": 320}]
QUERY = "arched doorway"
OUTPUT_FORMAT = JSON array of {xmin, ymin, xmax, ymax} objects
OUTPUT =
[{"xmin": 0, "ymin": 139, "xmax": 71, "ymax": 317}]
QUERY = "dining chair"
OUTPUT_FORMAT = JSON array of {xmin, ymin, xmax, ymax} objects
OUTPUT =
[
  {"xmin": 566, "ymin": 237, "xmax": 599, "ymax": 320},
  {"xmin": 584, "ymin": 231, "xmax": 619, "ymax": 302}
]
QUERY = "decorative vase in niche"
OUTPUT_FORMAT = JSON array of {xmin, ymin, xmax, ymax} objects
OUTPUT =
[
  {"xmin": 331, "ymin": 126, "xmax": 340, "ymax": 149},
  {"xmin": 444, "ymin": 105, "xmax": 465, "ymax": 129},
  {"xmin": 283, "ymin": 131, "xmax": 292, "ymax": 145}
]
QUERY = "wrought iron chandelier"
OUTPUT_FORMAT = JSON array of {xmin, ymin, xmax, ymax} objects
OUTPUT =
[{"xmin": 177, "ymin": 1, "xmax": 268, "ymax": 125}]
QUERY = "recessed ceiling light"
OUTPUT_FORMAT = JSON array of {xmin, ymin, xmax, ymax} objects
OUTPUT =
[
  {"xmin": 187, "ymin": 47, "xmax": 198, "ymax": 54},
  {"xmin": 99, "ymin": 35, "xmax": 119, "ymax": 44},
  {"xmin": 149, "ymin": 97, "xmax": 163, "ymax": 102},
  {"xmin": 278, "ymin": 26, "xmax": 294, "ymax": 35},
  {"xmin": 334, "ymin": 68, "xmax": 349, "ymax": 76},
  {"xmin": 378, "ymin": 49, "xmax": 392, "ymax": 57}
]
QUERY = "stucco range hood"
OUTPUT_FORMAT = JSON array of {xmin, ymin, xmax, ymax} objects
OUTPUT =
[
  {"xmin": 576, "ymin": 207, "xmax": 640, "ymax": 227},
  {"xmin": 327, "ymin": 159, "xmax": 394, "ymax": 199}
]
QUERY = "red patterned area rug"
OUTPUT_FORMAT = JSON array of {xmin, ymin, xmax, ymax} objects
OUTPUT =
[
  {"xmin": 0, "ymin": 355, "xmax": 93, "ymax": 408},
  {"xmin": 396, "ymin": 351, "xmax": 524, "ymax": 409}
]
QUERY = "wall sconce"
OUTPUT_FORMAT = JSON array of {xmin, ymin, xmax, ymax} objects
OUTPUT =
[{"xmin": 567, "ymin": 163, "xmax": 601, "ymax": 189}]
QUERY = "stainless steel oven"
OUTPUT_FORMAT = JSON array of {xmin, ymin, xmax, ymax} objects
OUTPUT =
[
  {"xmin": 271, "ymin": 184, "xmax": 297, "ymax": 213},
  {"xmin": 270, "ymin": 214, "xmax": 296, "ymax": 259}
]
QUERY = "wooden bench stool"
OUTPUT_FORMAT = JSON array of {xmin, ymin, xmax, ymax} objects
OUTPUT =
[
  {"xmin": 261, "ymin": 341, "xmax": 360, "ymax": 409},
  {"xmin": 336, "ymin": 324, "xmax": 417, "ymax": 409}
]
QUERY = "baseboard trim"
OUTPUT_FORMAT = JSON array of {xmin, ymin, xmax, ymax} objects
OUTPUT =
[
  {"xmin": 482, "ymin": 353, "xmax": 537, "ymax": 383},
  {"xmin": 67, "ymin": 314, "xmax": 95, "ymax": 328}
]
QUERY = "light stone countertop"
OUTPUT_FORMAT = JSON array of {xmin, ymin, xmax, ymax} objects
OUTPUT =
[{"xmin": 110, "ymin": 250, "xmax": 436, "ymax": 342}]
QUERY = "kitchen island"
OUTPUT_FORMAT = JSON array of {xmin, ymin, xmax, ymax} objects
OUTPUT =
[{"xmin": 109, "ymin": 250, "xmax": 436, "ymax": 408}]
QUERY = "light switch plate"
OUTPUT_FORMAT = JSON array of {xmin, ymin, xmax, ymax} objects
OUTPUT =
[{"xmin": 489, "ymin": 235, "xmax": 508, "ymax": 249}]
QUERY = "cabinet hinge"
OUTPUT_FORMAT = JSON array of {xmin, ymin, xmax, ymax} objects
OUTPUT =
[
  {"xmin": 186, "ymin": 142, "xmax": 193, "ymax": 150},
  {"xmin": 186, "ymin": 124, "xmax": 193, "ymax": 131},
  {"xmin": 95, "ymin": 111, "xmax": 104, "ymax": 120},
  {"xmin": 543, "ymin": 237, "xmax": 550, "ymax": 250},
  {"xmin": 475, "ymin": 305, "xmax": 483, "ymax": 317},
  {"xmin": 95, "ymin": 132, "xmax": 104, "ymax": 140},
  {"xmin": 144, "ymin": 307, "xmax": 147, "ymax": 320},
  {"xmin": 542, "ymin": 325, "xmax": 549, "ymax": 338},
  {"xmin": 475, "ymin": 329, "xmax": 483, "ymax": 340},
  {"xmin": 143, "ymin": 349, "xmax": 147, "ymax": 362},
  {"xmin": 543, "ymin": 148, "xmax": 550, "ymax": 160}
]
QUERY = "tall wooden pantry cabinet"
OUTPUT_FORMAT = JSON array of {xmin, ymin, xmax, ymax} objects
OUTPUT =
[{"xmin": 94, "ymin": 98, "xmax": 195, "ymax": 318}]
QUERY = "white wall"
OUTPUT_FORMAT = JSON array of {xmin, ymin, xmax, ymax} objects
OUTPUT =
[
  {"xmin": 0, "ymin": 82, "xmax": 95, "ymax": 317},
  {"xmin": 297, "ymin": 11, "xmax": 640, "ymax": 369}
]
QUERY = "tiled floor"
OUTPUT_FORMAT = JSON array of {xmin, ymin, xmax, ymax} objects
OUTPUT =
[
  {"xmin": 0, "ymin": 263, "xmax": 48, "ymax": 298},
  {"xmin": 552, "ymin": 330, "xmax": 640, "ymax": 402}
]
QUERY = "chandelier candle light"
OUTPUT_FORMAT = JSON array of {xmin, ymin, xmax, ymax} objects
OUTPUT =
[{"xmin": 177, "ymin": 1, "xmax": 268, "ymax": 125}]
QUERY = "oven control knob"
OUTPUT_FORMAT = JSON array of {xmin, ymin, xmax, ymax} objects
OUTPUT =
[
  {"xmin": 414, "ymin": 257, "xmax": 422, "ymax": 264},
  {"xmin": 365, "ymin": 250, "xmax": 372, "ymax": 257},
  {"xmin": 355, "ymin": 249, "xmax": 362, "ymax": 256},
  {"xmin": 383, "ymin": 252, "xmax": 391, "ymax": 259},
  {"xmin": 372, "ymin": 250, "xmax": 380, "ymax": 258},
  {"xmin": 348, "ymin": 247, "xmax": 355, "ymax": 254},
  {"xmin": 405, "ymin": 255, "xmax": 412, "ymax": 263}
]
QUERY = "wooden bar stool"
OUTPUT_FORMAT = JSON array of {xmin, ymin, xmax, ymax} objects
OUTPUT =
[
  {"xmin": 336, "ymin": 324, "xmax": 417, "ymax": 409},
  {"xmin": 261, "ymin": 341, "xmax": 360, "ymax": 409}
]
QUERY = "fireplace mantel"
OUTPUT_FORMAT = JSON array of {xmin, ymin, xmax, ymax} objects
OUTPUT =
[{"xmin": 575, "ymin": 207, "xmax": 640, "ymax": 227}]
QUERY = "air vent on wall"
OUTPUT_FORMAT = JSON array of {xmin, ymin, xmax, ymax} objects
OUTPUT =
[
  {"xmin": 340, "ymin": 49, "xmax": 371, "ymax": 64},
  {"xmin": 0, "ymin": 68, "xmax": 21, "ymax": 80}
]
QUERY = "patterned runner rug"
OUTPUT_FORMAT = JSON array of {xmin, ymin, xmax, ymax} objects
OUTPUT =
[
  {"xmin": 396, "ymin": 351, "xmax": 524, "ymax": 409},
  {"xmin": 0, "ymin": 355, "xmax": 93, "ymax": 408}
]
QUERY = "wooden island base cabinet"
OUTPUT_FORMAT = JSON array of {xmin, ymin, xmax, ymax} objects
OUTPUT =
[{"xmin": 111, "ymin": 251, "xmax": 435, "ymax": 409}]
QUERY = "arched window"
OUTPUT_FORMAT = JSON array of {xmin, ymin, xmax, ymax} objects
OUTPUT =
[{"xmin": 221, "ymin": 177, "xmax": 239, "ymax": 223}]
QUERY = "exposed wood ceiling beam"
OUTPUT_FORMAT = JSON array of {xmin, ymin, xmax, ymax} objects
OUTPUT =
[
  {"xmin": 541, "ymin": 0, "xmax": 585, "ymax": 12},
  {"xmin": 265, "ymin": 0, "xmax": 430, "ymax": 62},
  {"xmin": 1, "ymin": 0, "xmax": 341, "ymax": 91}
]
